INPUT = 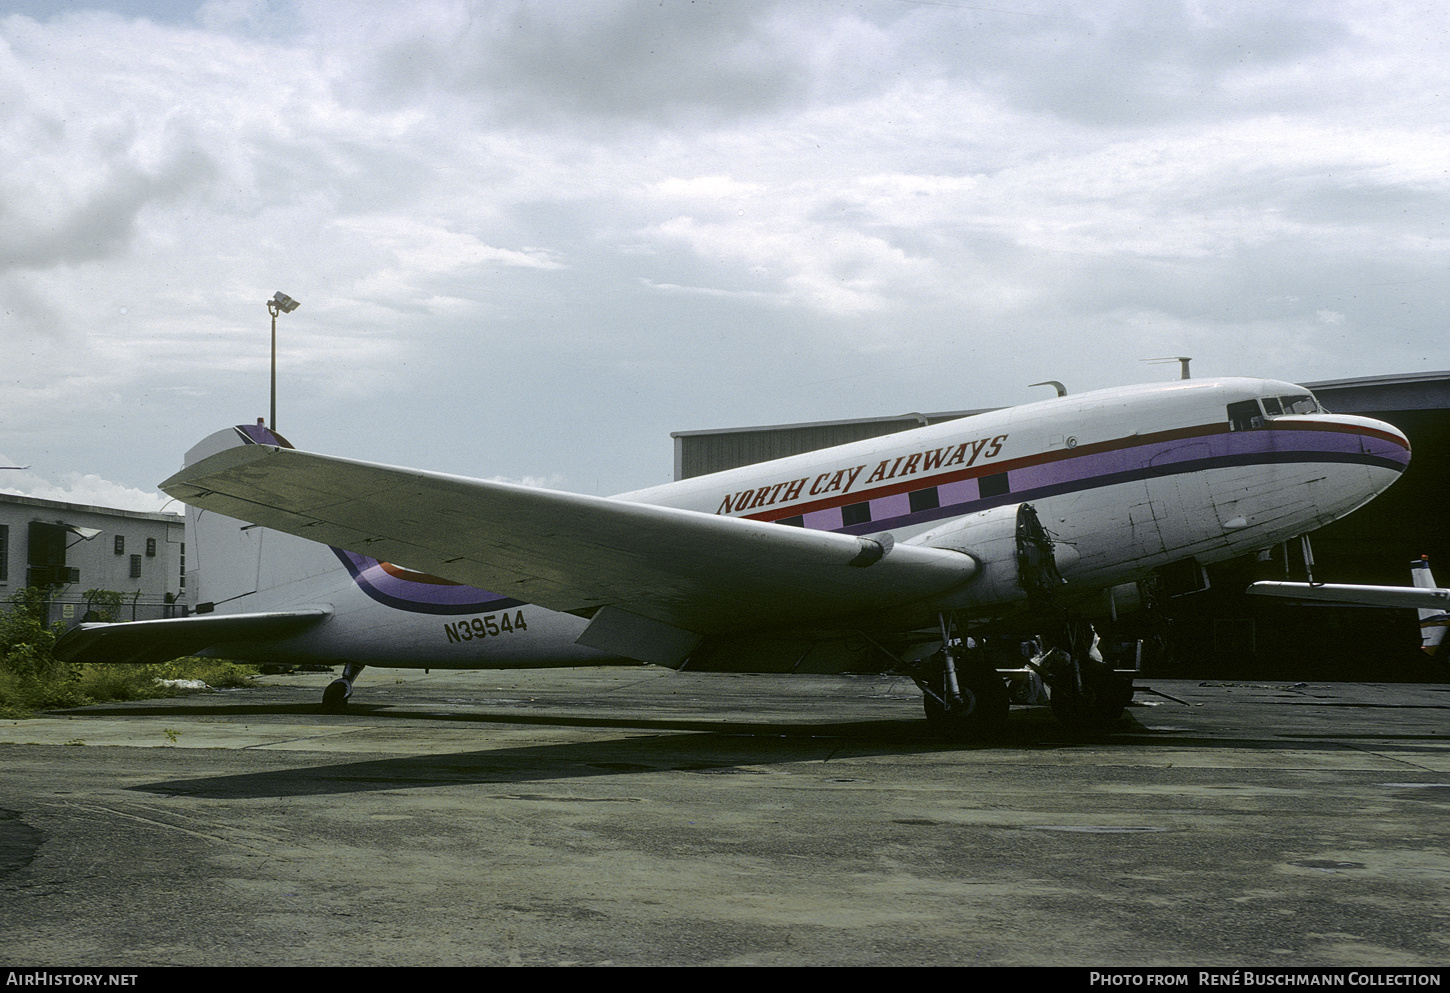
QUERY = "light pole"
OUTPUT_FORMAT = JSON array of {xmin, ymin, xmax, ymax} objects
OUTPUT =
[{"xmin": 267, "ymin": 291, "xmax": 300, "ymax": 432}]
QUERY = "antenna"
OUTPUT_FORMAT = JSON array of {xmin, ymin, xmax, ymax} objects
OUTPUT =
[
  {"xmin": 1143, "ymin": 356, "xmax": 1192, "ymax": 380},
  {"xmin": 1029, "ymin": 380, "xmax": 1068, "ymax": 397}
]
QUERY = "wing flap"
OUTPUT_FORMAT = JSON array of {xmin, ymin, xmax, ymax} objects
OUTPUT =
[
  {"xmin": 161, "ymin": 444, "xmax": 976, "ymax": 636},
  {"xmin": 53, "ymin": 609, "xmax": 331, "ymax": 665}
]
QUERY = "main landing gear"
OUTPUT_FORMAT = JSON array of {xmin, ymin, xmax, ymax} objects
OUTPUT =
[
  {"xmin": 1014, "ymin": 501, "xmax": 1134, "ymax": 730},
  {"xmin": 321, "ymin": 662, "xmax": 366, "ymax": 713},
  {"xmin": 905, "ymin": 502, "xmax": 1134, "ymax": 738},
  {"xmin": 907, "ymin": 617, "xmax": 1010, "ymax": 739},
  {"xmin": 1030, "ymin": 621, "xmax": 1135, "ymax": 730}
]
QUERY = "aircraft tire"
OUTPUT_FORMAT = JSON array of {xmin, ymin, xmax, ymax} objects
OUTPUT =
[
  {"xmin": 321, "ymin": 680, "xmax": 350, "ymax": 713},
  {"xmin": 922, "ymin": 658, "xmax": 1010, "ymax": 739},
  {"xmin": 1049, "ymin": 667, "xmax": 1133, "ymax": 729}
]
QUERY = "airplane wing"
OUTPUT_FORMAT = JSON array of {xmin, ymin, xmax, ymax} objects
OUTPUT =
[
  {"xmin": 1247, "ymin": 581, "xmax": 1450, "ymax": 610},
  {"xmin": 160, "ymin": 444, "xmax": 977, "ymax": 663},
  {"xmin": 53, "ymin": 609, "xmax": 331, "ymax": 665}
]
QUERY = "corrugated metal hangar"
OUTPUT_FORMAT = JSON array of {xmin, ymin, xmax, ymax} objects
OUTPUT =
[{"xmin": 674, "ymin": 371, "xmax": 1450, "ymax": 680}]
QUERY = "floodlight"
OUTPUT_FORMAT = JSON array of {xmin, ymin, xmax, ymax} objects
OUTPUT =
[{"xmin": 267, "ymin": 291, "xmax": 302, "ymax": 430}]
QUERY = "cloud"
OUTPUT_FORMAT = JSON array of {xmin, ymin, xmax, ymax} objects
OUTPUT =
[
  {"xmin": 1, "ymin": 0, "xmax": 1448, "ymax": 503},
  {"xmin": 352, "ymin": 0, "xmax": 808, "ymax": 126},
  {"xmin": 0, "ymin": 19, "xmax": 217, "ymax": 270},
  {"xmin": 1, "ymin": 465, "xmax": 177, "ymax": 513}
]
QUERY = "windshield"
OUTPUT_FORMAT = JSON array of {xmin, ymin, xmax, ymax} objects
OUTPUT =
[{"xmin": 1228, "ymin": 392, "xmax": 1323, "ymax": 430}]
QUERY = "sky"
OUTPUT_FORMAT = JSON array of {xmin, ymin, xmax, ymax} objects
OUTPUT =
[{"xmin": 1, "ymin": 0, "xmax": 1447, "ymax": 512}]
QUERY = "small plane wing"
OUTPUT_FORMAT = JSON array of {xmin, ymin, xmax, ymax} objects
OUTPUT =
[
  {"xmin": 1246, "ymin": 581, "xmax": 1450, "ymax": 610},
  {"xmin": 53, "ymin": 609, "xmax": 331, "ymax": 665},
  {"xmin": 160, "ymin": 444, "xmax": 976, "ymax": 660}
]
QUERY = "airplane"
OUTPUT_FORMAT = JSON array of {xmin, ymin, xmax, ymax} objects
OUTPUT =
[
  {"xmin": 54, "ymin": 376, "xmax": 1411, "ymax": 735},
  {"xmin": 1248, "ymin": 555, "xmax": 1449, "ymax": 659}
]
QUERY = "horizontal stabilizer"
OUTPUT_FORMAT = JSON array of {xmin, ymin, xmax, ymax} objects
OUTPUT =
[
  {"xmin": 53, "ymin": 609, "xmax": 331, "ymax": 665},
  {"xmin": 1247, "ymin": 581, "xmax": 1450, "ymax": 610},
  {"xmin": 160, "ymin": 443, "xmax": 977, "ymax": 638}
]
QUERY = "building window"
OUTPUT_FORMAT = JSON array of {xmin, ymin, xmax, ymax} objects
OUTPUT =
[
  {"xmin": 130, "ymin": 554, "xmax": 142, "ymax": 579},
  {"xmin": 114, "ymin": 535, "xmax": 125, "ymax": 555},
  {"xmin": 146, "ymin": 537, "xmax": 156, "ymax": 557},
  {"xmin": 1, "ymin": 524, "xmax": 8, "ymax": 582},
  {"xmin": 179, "ymin": 542, "xmax": 185, "ymax": 590}
]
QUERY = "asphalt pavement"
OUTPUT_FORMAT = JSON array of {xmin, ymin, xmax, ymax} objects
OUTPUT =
[{"xmin": 2, "ymin": 667, "xmax": 1448, "ymax": 967}]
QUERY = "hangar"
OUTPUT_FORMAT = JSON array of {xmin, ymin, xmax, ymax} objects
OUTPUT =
[{"xmin": 672, "ymin": 371, "xmax": 1450, "ymax": 679}]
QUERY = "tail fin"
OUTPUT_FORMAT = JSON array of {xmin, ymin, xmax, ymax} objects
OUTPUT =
[
  {"xmin": 184, "ymin": 425, "xmax": 344, "ymax": 614},
  {"xmin": 183, "ymin": 425, "xmax": 519, "ymax": 617},
  {"xmin": 1410, "ymin": 556, "xmax": 1448, "ymax": 657}
]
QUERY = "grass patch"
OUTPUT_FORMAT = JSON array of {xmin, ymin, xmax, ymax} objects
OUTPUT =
[
  {"xmin": 2, "ymin": 587, "xmax": 264, "ymax": 718},
  {"xmin": 0, "ymin": 658, "xmax": 263, "ymax": 718}
]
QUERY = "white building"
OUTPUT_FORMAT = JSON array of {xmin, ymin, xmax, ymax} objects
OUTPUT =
[{"xmin": 0, "ymin": 493, "xmax": 188, "ymax": 629}]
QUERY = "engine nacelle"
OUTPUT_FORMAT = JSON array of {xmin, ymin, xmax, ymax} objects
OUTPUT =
[{"xmin": 906, "ymin": 503, "xmax": 1078, "ymax": 614}]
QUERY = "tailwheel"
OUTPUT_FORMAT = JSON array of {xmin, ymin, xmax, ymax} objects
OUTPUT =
[
  {"xmin": 321, "ymin": 679, "xmax": 350, "ymax": 713},
  {"xmin": 320, "ymin": 662, "xmax": 366, "ymax": 713},
  {"xmin": 918, "ymin": 647, "xmax": 1010, "ymax": 739}
]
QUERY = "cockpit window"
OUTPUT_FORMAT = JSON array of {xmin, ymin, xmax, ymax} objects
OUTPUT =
[
  {"xmin": 1277, "ymin": 394, "xmax": 1320, "ymax": 415},
  {"xmin": 1230, "ymin": 392, "xmax": 1323, "ymax": 430},
  {"xmin": 1227, "ymin": 399, "xmax": 1265, "ymax": 431}
]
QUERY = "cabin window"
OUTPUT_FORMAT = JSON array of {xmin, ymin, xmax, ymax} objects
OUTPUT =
[
  {"xmin": 777, "ymin": 515, "xmax": 804, "ymax": 528},
  {"xmin": 909, "ymin": 487, "xmax": 940, "ymax": 513},
  {"xmin": 842, "ymin": 502, "xmax": 871, "ymax": 527},
  {"xmin": 979, "ymin": 472, "xmax": 1010, "ymax": 498},
  {"xmin": 1227, "ymin": 400, "xmax": 1265, "ymax": 431},
  {"xmin": 1260, "ymin": 396, "xmax": 1283, "ymax": 416}
]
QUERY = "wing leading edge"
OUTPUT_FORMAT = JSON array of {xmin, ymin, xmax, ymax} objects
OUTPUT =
[{"xmin": 160, "ymin": 443, "xmax": 977, "ymax": 656}]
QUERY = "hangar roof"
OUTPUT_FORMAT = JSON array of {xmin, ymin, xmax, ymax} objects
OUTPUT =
[{"xmin": 1303, "ymin": 370, "xmax": 1450, "ymax": 411}]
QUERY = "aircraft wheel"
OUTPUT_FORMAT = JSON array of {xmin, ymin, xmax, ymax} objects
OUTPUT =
[
  {"xmin": 1049, "ymin": 667, "xmax": 1133, "ymax": 728},
  {"xmin": 321, "ymin": 680, "xmax": 350, "ymax": 713},
  {"xmin": 922, "ymin": 657, "xmax": 1009, "ymax": 739}
]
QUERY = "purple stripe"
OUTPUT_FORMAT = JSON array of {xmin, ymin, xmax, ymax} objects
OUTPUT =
[
  {"xmin": 804, "ymin": 507, "xmax": 843, "ymax": 530},
  {"xmin": 228, "ymin": 424, "xmax": 520, "ymax": 615},
  {"xmin": 332, "ymin": 549, "xmax": 522, "ymax": 616},
  {"xmin": 870, "ymin": 492, "xmax": 910, "ymax": 520},
  {"xmin": 236, "ymin": 423, "xmax": 286, "ymax": 447}
]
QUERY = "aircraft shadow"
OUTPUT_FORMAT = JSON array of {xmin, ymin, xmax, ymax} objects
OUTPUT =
[{"xmin": 126, "ymin": 716, "xmax": 1100, "ymax": 801}]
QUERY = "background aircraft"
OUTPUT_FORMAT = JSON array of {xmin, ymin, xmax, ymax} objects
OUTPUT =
[
  {"xmin": 1249, "ymin": 556, "xmax": 1449, "ymax": 659},
  {"xmin": 57, "ymin": 376, "xmax": 1410, "ymax": 735}
]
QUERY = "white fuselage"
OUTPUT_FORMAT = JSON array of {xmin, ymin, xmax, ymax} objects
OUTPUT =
[{"xmin": 199, "ymin": 377, "xmax": 1409, "ymax": 668}]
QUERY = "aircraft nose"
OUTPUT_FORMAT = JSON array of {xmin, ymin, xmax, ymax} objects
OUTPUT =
[{"xmin": 1355, "ymin": 414, "xmax": 1411, "ymax": 475}]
